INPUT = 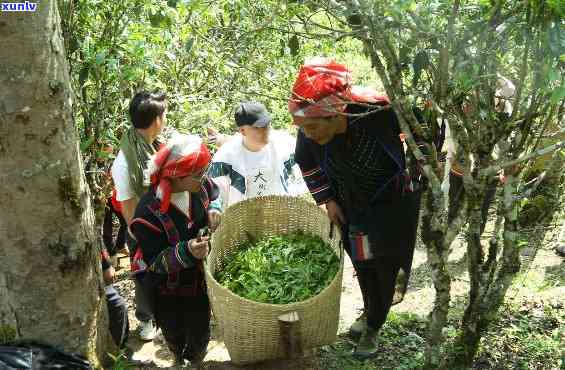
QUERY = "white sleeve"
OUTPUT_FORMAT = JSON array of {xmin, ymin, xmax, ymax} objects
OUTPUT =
[
  {"xmin": 277, "ymin": 132, "xmax": 308, "ymax": 196},
  {"xmin": 111, "ymin": 151, "xmax": 136, "ymax": 202},
  {"xmin": 287, "ymin": 164, "xmax": 309, "ymax": 196},
  {"xmin": 213, "ymin": 175, "xmax": 231, "ymax": 210}
]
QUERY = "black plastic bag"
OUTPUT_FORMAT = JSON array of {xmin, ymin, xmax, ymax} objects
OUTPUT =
[{"xmin": 0, "ymin": 341, "xmax": 92, "ymax": 369}]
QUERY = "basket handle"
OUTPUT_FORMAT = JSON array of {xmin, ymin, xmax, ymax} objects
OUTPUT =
[{"xmin": 329, "ymin": 222, "xmax": 345, "ymax": 263}]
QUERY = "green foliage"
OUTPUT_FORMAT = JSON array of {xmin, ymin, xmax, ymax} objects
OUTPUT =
[
  {"xmin": 108, "ymin": 350, "xmax": 134, "ymax": 370},
  {"xmin": 320, "ymin": 312, "xmax": 427, "ymax": 370},
  {"xmin": 518, "ymin": 163, "xmax": 564, "ymax": 228},
  {"xmin": 215, "ymin": 231, "xmax": 339, "ymax": 304},
  {"xmin": 475, "ymin": 302, "xmax": 564, "ymax": 369},
  {"xmin": 519, "ymin": 194, "xmax": 551, "ymax": 227},
  {"xmin": 0, "ymin": 325, "xmax": 16, "ymax": 345},
  {"xmin": 55, "ymin": 2, "xmax": 563, "ymax": 365},
  {"xmin": 319, "ymin": 299, "xmax": 563, "ymax": 370},
  {"xmin": 321, "ymin": 1, "xmax": 564, "ymax": 368},
  {"xmin": 57, "ymin": 0, "xmax": 375, "ymax": 214}
]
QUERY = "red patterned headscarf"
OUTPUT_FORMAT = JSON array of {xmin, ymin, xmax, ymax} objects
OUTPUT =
[
  {"xmin": 288, "ymin": 58, "xmax": 390, "ymax": 124},
  {"xmin": 148, "ymin": 133, "xmax": 211, "ymax": 213}
]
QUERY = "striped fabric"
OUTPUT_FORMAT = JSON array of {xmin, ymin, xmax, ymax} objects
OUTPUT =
[
  {"xmin": 301, "ymin": 165, "xmax": 333, "ymax": 205},
  {"xmin": 349, "ymin": 232, "xmax": 373, "ymax": 261},
  {"xmin": 149, "ymin": 240, "xmax": 195, "ymax": 274}
]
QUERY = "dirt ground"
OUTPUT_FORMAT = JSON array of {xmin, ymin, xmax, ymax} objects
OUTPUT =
[{"xmin": 112, "ymin": 227, "xmax": 564, "ymax": 370}]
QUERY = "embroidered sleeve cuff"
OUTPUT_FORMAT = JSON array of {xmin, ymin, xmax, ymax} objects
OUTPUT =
[
  {"xmin": 176, "ymin": 240, "xmax": 198, "ymax": 268},
  {"xmin": 301, "ymin": 166, "xmax": 334, "ymax": 205},
  {"xmin": 148, "ymin": 241, "xmax": 197, "ymax": 274}
]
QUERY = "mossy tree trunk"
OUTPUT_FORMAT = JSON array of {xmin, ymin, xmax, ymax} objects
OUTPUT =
[{"xmin": 0, "ymin": 0, "xmax": 112, "ymax": 366}]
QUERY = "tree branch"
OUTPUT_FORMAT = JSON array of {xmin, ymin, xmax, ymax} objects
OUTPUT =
[
  {"xmin": 438, "ymin": 0, "xmax": 460, "ymax": 101},
  {"xmin": 482, "ymin": 141, "xmax": 564, "ymax": 176},
  {"xmin": 444, "ymin": 192, "xmax": 469, "ymax": 249}
]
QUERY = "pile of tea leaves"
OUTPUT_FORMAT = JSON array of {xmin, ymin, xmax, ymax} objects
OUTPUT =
[{"xmin": 215, "ymin": 231, "xmax": 339, "ymax": 304}]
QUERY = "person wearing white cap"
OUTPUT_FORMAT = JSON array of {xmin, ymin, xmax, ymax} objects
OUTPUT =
[{"xmin": 208, "ymin": 101, "xmax": 308, "ymax": 209}]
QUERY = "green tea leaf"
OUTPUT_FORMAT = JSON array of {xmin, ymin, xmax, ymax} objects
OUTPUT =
[{"xmin": 215, "ymin": 231, "xmax": 339, "ymax": 304}]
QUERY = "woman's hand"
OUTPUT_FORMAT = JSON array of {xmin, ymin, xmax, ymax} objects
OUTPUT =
[
  {"xmin": 188, "ymin": 237, "xmax": 210, "ymax": 260},
  {"xmin": 325, "ymin": 200, "xmax": 346, "ymax": 226},
  {"xmin": 207, "ymin": 127, "xmax": 229, "ymax": 148},
  {"xmin": 207, "ymin": 210, "xmax": 222, "ymax": 232}
]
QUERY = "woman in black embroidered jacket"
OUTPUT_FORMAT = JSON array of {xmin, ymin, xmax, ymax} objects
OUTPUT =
[
  {"xmin": 289, "ymin": 59, "xmax": 421, "ymax": 359},
  {"xmin": 130, "ymin": 134, "xmax": 222, "ymax": 366}
]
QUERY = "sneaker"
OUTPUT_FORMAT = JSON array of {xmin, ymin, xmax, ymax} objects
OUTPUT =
[
  {"xmin": 353, "ymin": 326, "xmax": 378, "ymax": 359},
  {"xmin": 349, "ymin": 311, "xmax": 367, "ymax": 339},
  {"xmin": 138, "ymin": 320, "xmax": 157, "ymax": 341}
]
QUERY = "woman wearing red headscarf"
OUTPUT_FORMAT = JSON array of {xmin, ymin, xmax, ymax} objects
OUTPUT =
[
  {"xmin": 130, "ymin": 133, "xmax": 222, "ymax": 366},
  {"xmin": 291, "ymin": 58, "xmax": 421, "ymax": 359}
]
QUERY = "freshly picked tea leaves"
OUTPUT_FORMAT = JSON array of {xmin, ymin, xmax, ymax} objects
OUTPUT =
[{"xmin": 215, "ymin": 231, "xmax": 339, "ymax": 304}]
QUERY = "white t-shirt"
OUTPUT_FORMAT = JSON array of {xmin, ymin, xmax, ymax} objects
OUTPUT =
[
  {"xmin": 210, "ymin": 131, "xmax": 308, "ymax": 209},
  {"xmin": 112, "ymin": 149, "xmax": 193, "ymax": 216},
  {"xmin": 242, "ymin": 145, "xmax": 285, "ymax": 198},
  {"xmin": 111, "ymin": 150, "xmax": 136, "ymax": 202}
]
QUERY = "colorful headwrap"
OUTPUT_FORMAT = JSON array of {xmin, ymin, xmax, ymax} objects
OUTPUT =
[
  {"xmin": 147, "ymin": 133, "xmax": 211, "ymax": 213},
  {"xmin": 288, "ymin": 58, "xmax": 390, "ymax": 124}
]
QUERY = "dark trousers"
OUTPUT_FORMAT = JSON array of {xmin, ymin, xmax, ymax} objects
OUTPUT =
[
  {"xmin": 134, "ymin": 273, "xmax": 154, "ymax": 322},
  {"xmin": 343, "ymin": 190, "xmax": 421, "ymax": 330},
  {"xmin": 105, "ymin": 286, "xmax": 129, "ymax": 348},
  {"xmin": 153, "ymin": 293, "xmax": 210, "ymax": 362},
  {"xmin": 356, "ymin": 257, "xmax": 404, "ymax": 329},
  {"xmin": 345, "ymin": 247, "xmax": 415, "ymax": 330},
  {"xmin": 127, "ymin": 228, "xmax": 155, "ymax": 323},
  {"xmin": 102, "ymin": 198, "xmax": 127, "ymax": 256}
]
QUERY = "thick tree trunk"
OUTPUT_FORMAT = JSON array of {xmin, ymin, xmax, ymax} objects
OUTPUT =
[
  {"xmin": 419, "ymin": 193, "xmax": 452, "ymax": 369},
  {"xmin": 0, "ymin": 0, "xmax": 112, "ymax": 366},
  {"xmin": 449, "ymin": 174, "xmax": 522, "ymax": 368},
  {"xmin": 450, "ymin": 193, "xmax": 487, "ymax": 367}
]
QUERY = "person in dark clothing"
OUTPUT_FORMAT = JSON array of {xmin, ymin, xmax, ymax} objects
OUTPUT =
[
  {"xmin": 129, "ymin": 133, "xmax": 222, "ymax": 366},
  {"xmin": 289, "ymin": 59, "xmax": 421, "ymax": 359},
  {"xmin": 100, "ymin": 247, "xmax": 129, "ymax": 349},
  {"xmin": 102, "ymin": 189, "xmax": 128, "ymax": 258}
]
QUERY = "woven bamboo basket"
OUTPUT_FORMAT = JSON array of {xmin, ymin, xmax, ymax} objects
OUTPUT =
[{"xmin": 204, "ymin": 195, "xmax": 344, "ymax": 365}]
